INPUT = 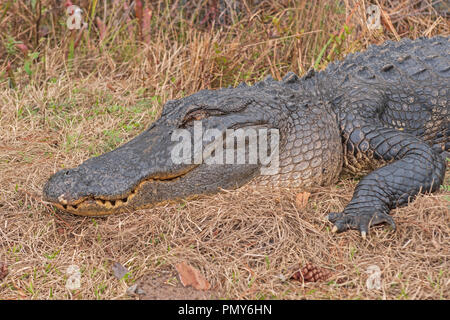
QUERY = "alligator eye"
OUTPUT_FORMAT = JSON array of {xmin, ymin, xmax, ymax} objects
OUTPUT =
[{"xmin": 181, "ymin": 109, "xmax": 210, "ymax": 127}]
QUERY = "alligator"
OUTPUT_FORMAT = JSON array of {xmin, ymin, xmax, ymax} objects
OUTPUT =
[{"xmin": 43, "ymin": 36, "xmax": 449, "ymax": 238}]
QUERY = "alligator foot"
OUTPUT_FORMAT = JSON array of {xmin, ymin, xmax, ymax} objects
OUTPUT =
[{"xmin": 328, "ymin": 210, "xmax": 396, "ymax": 238}]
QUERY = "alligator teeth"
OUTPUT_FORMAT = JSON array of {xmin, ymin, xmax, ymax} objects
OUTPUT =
[
  {"xmin": 95, "ymin": 198, "xmax": 126, "ymax": 208},
  {"xmin": 104, "ymin": 200, "xmax": 113, "ymax": 208},
  {"xmin": 58, "ymin": 194, "xmax": 68, "ymax": 205}
]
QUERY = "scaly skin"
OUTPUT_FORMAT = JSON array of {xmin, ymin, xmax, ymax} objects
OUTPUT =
[{"xmin": 43, "ymin": 36, "xmax": 449, "ymax": 237}]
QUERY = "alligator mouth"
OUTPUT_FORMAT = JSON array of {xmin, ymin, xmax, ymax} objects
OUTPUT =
[
  {"xmin": 44, "ymin": 120, "xmax": 272, "ymax": 216},
  {"xmin": 50, "ymin": 166, "xmax": 196, "ymax": 216}
]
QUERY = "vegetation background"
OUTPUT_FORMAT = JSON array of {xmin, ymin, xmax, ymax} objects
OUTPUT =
[{"xmin": 0, "ymin": 0, "xmax": 448, "ymax": 299}]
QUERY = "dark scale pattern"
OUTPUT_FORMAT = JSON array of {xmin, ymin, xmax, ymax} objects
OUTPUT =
[
  {"xmin": 255, "ymin": 96, "xmax": 343, "ymax": 188},
  {"xmin": 323, "ymin": 36, "xmax": 449, "ymax": 234},
  {"xmin": 43, "ymin": 37, "xmax": 449, "ymax": 237}
]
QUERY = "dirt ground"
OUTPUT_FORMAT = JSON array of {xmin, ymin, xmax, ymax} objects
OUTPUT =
[{"xmin": 0, "ymin": 0, "xmax": 448, "ymax": 300}]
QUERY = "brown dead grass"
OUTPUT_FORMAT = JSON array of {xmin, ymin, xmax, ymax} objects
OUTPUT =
[{"xmin": 0, "ymin": 0, "xmax": 449, "ymax": 299}]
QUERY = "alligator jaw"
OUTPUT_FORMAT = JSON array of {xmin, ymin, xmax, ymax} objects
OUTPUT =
[{"xmin": 45, "ymin": 165, "xmax": 198, "ymax": 216}]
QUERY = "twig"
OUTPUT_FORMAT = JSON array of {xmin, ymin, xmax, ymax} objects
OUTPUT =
[
  {"xmin": 17, "ymin": 188, "xmax": 72, "ymax": 229},
  {"xmin": 375, "ymin": 0, "xmax": 401, "ymax": 40},
  {"xmin": 35, "ymin": 0, "xmax": 42, "ymax": 48},
  {"xmin": 243, "ymin": 30, "xmax": 323, "ymax": 48}
]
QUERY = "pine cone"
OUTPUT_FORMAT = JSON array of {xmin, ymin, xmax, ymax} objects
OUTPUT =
[{"xmin": 291, "ymin": 263, "xmax": 331, "ymax": 283}]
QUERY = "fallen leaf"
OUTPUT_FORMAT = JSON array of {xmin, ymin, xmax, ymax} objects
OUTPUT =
[
  {"xmin": 15, "ymin": 43, "xmax": 28, "ymax": 56},
  {"xmin": 295, "ymin": 191, "xmax": 311, "ymax": 209},
  {"xmin": 106, "ymin": 83, "xmax": 116, "ymax": 92},
  {"xmin": 175, "ymin": 262, "xmax": 211, "ymax": 291},
  {"xmin": 0, "ymin": 261, "xmax": 8, "ymax": 281},
  {"xmin": 126, "ymin": 283, "xmax": 146, "ymax": 296},
  {"xmin": 112, "ymin": 261, "xmax": 129, "ymax": 280}
]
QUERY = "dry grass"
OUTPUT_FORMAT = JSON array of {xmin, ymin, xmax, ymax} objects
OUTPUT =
[{"xmin": 0, "ymin": 0, "xmax": 449, "ymax": 299}]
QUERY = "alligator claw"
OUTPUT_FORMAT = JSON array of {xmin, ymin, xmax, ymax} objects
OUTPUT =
[{"xmin": 328, "ymin": 209, "xmax": 396, "ymax": 237}]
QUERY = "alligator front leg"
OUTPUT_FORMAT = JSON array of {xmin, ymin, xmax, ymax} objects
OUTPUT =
[{"xmin": 328, "ymin": 125, "xmax": 446, "ymax": 238}]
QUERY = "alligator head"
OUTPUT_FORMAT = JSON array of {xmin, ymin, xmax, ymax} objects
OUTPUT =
[{"xmin": 43, "ymin": 74, "xmax": 343, "ymax": 216}]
